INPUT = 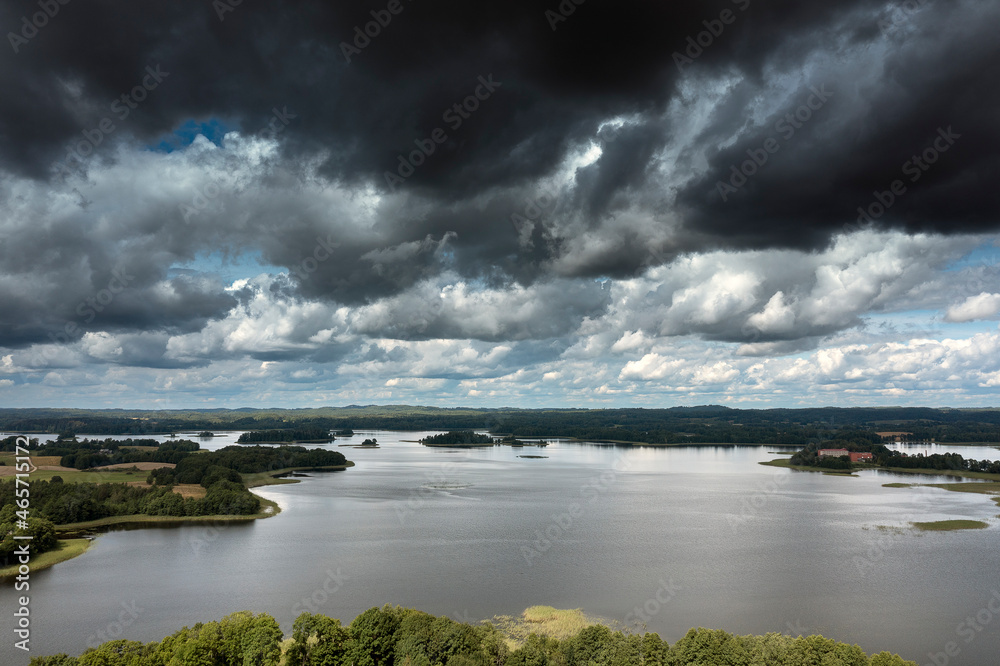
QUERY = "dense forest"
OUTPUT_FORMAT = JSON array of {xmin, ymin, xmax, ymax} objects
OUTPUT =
[
  {"xmin": 237, "ymin": 428, "xmax": 335, "ymax": 443},
  {"xmin": 0, "ymin": 477, "xmax": 260, "ymax": 531},
  {"xmin": 0, "ymin": 440, "xmax": 349, "ymax": 561},
  {"xmin": 146, "ymin": 444, "xmax": 348, "ymax": 486},
  {"xmin": 60, "ymin": 439, "xmax": 198, "ymax": 469},
  {"xmin": 0, "ymin": 504, "xmax": 57, "ymax": 563},
  {"xmin": 790, "ymin": 438, "xmax": 1000, "ymax": 473},
  {"xmin": 421, "ymin": 431, "xmax": 497, "ymax": 445},
  {"xmin": 27, "ymin": 605, "xmax": 916, "ymax": 666},
  {"xmin": 2, "ymin": 405, "xmax": 997, "ymax": 443}
]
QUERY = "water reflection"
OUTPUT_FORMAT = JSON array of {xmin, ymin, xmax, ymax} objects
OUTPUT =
[{"xmin": 1, "ymin": 433, "xmax": 998, "ymax": 666}]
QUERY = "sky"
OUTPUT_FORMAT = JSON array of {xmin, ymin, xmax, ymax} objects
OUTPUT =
[{"xmin": 0, "ymin": 0, "xmax": 998, "ymax": 409}]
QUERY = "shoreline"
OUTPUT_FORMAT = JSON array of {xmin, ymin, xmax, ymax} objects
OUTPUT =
[
  {"xmin": 1, "ymin": 464, "xmax": 352, "ymax": 579},
  {"xmin": 760, "ymin": 457, "xmax": 1000, "ymax": 481},
  {"xmin": 0, "ymin": 538, "xmax": 92, "ymax": 578},
  {"xmin": 758, "ymin": 457, "xmax": 858, "ymax": 475},
  {"xmin": 761, "ymin": 457, "xmax": 1000, "ymax": 511}
]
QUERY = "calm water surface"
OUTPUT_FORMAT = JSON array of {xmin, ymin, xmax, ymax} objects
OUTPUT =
[{"xmin": 3, "ymin": 432, "xmax": 999, "ymax": 665}]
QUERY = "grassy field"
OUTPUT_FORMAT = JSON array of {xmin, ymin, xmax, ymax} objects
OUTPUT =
[
  {"xmin": 0, "ymin": 453, "xmax": 64, "ymax": 466},
  {"xmin": 4, "ymin": 463, "xmax": 353, "ymax": 487},
  {"xmin": 0, "ymin": 538, "xmax": 92, "ymax": 578},
  {"xmin": 879, "ymin": 467, "xmax": 1000, "ymax": 481},
  {"xmin": 760, "ymin": 458, "xmax": 1000, "ymax": 485},
  {"xmin": 169, "ymin": 483, "xmax": 207, "ymax": 499},
  {"xmin": 759, "ymin": 458, "xmax": 857, "ymax": 475},
  {"xmin": 924, "ymin": 482, "xmax": 1000, "ymax": 507},
  {"xmin": 912, "ymin": 520, "xmax": 990, "ymax": 531},
  {"xmin": 21, "ymin": 467, "xmax": 151, "ymax": 483},
  {"xmin": 926, "ymin": 481, "xmax": 1000, "ymax": 494}
]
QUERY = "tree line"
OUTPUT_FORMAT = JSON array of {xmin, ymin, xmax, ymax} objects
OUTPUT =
[
  {"xmin": 0, "ymin": 475, "xmax": 260, "ymax": 530},
  {"xmin": 237, "ymin": 428, "xmax": 335, "ymax": 443},
  {"xmin": 2, "ymin": 406, "xmax": 998, "ymax": 443},
  {"xmin": 57, "ymin": 439, "xmax": 199, "ymax": 469},
  {"xmin": 0, "ymin": 504, "xmax": 58, "ymax": 565},
  {"xmin": 790, "ymin": 439, "xmax": 1000, "ymax": 474},
  {"xmin": 27, "ymin": 605, "xmax": 916, "ymax": 666},
  {"xmin": 0, "ymin": 443, "xmax": 349, "ymax": 561},
  {"xmin": 421, "ymin": 432, "xmax": 496, "ymax": 445}
]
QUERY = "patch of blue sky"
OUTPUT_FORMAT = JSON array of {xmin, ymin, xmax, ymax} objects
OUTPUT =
[
  {"xmin": 150, "ymin": 118, "xmax": 233, "ymax": 153},
  {"xmin": 865, "ymin": 309, "xmax": 998, "ymax": 338},
  {"xmin": 942, "ymin": 239, "xmax": 1000, "ymax": 272},
  {"xmin": 168, "ymin": 250, "xmax": 284, "ymax": 284}
]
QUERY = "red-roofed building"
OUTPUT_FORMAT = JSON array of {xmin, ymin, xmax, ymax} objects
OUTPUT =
[{"xmin": 849, "ymin": 452, "xmax": 873, "ymax": 463}]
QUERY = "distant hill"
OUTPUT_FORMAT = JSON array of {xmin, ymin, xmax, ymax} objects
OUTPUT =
[{"xmin": 0, "ymin": 405, "xmax": 997, "ymax": 443}]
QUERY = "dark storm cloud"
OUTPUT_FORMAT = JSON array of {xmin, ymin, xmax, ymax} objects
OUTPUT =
[
  {"xmin": 677, "ymin": 0, "xmax": 1000, "ymax": 250},
  {"xmin": 2, "ymin": 0, "xmax": 886, "ymax": 197},
  {"xmin": 2, "ymin": 0, "xmax": 1000, "ymax": 353}
]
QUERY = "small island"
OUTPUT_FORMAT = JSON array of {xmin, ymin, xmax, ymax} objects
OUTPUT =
[
  {"xmin": 498, "ymin": 435, "xmax": 549, "ymax": 447},
  {"xmin": 419, "ymin": 432, "xmax": 551, "ymax": 448},
  {"xmin": 420, "ymin": 431, "xmax": 497, "ymax": 447},
  {"xmin": 237, "ymin": 428, "xmax": 335, "ymax": 444},
  {"xmin": 912, "ymin": 520, "xmax": 989, "ymax": 532}
]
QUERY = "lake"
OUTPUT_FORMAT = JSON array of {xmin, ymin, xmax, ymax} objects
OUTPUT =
[{"xmin": 3, "ymin": 432, "xmax": 999, "ymax": 665}]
